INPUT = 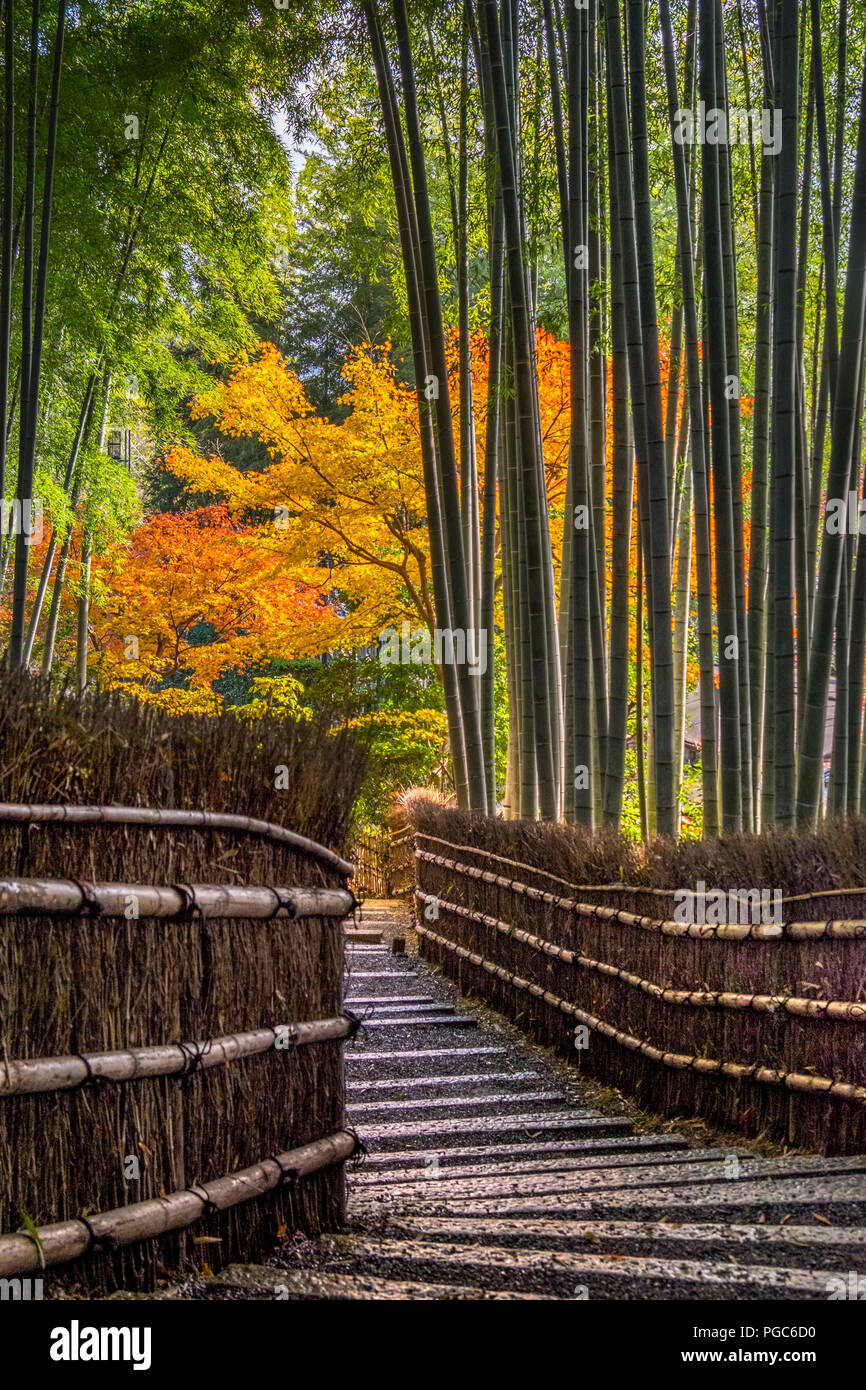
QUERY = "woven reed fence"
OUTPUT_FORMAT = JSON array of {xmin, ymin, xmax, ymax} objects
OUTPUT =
[
  {"xmin": 0, "ymin": 676, "xmax": 367, "ymax": 1295},
  {"xmin": 408, "ymin": 799, "xmax": 866, "ymax": 1154},
  {"xmin": 350, "ymin": 830, "xmax": 394, "ymax": 898},
  {"xmin": 349, "ymin": 804, "xmax": 415, "ymax": 901}
]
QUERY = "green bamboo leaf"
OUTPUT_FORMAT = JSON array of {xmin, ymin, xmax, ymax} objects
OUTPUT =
[{"xmin": 19, "ymin": 1210, "xmax": 46, "ymax": 1270}]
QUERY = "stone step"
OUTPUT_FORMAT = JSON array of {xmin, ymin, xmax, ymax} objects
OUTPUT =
[
  {"xmin": 346, "ymin": 1070, "xmax": 544, "ymax": 1099},
  {"xmin": 387, "ymin": 1214, "xmax": 866, "ymax": 1271},
  {"xmin": 352, "ymin": 1132, "xmax": 691, "ymax": 1172},
  {"xmin": 356, "ymin": 1112, "xmax": 633, "ymax": 1151},
  {"xmin": 351, "ymin": 1153, "xmax": 866, "ymax": 1208},
  {"xmin": 343, "ymin": 971, "xmax": 418, "ymax": 981},
  {"xmin": 109, "ymin": 1287, "xmax": 187, "ymax": 1300},
  {"xmin": 205, "ymin": 1264, "xmax": 546, "ymax": 1301},
  {"xmin": 347, "ymin": 1090, "xmax": 567, "ymax": 1123},
  {"xmin": 346, "ymin": 1046, "xmax": 509, "ymax": 1072},
  {"xmin": 352, "ymin": 1015, "xmax": 477, "ymax": 1032},
  {"xmin": 347, "ymin": 995, "xmax": 439, "ymax": 1006},
  {"xmin": 346, "ymin": 999, "xmax": 446, "ymax": 1013},
  {"xmin": 356, "ymin": 1173, "xmax": 866, "ymax": 1224},
  {"xmin": 318, "ymin": 1235, "xmax": 838, "ymax": 1300},
  {"xmin": 344, "ymin": 930, "xmax": 384, "ymax": 944},
  {"xmin": 349, "ymin": 1144, "xmax": 732, "ymax": 1186}
]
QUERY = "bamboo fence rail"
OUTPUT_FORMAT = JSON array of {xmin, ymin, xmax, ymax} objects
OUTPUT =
[
  {"xmin": 411, "ymin": 820, "xmax": 866, "ymax": 1153},
  {"xmin": 0, "ymin": 1014, "xmax": 358, "ymax": 1097},
  {"xmin": 414, "ymin": 890, "xmax": 866, "ymax": 1021},
  {"xmin": 0, "ymin": 803, "xmax": 355, "ymax": 877},
  {"xmin": 0, "ymin": 877, "xmax": 355, "ymax": 920},
  {"xmin": 0, "ymin": 784, "xmax": 360, "ymax": 1293},
  {"xmin": 0, "ymin": 1131, "xmax": 358, "ymax": 1278},
  {"xmin": 415, "ymin": 919, "xmax": 866, "ymax": 1107}
]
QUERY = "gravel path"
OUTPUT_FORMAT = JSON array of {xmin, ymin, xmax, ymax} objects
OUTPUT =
[{"xmin": 138, "ymin": 905, "xmax": 866, "ymax": 1301}]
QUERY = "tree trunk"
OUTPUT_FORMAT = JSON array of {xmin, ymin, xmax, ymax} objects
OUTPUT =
[{"xmin": 10, "ymin": 0, "xmax": 66, "ymax": 667}]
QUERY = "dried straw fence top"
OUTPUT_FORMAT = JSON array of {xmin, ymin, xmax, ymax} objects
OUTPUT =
[
  {"xmin": 415, "ymin": 844, "xmax": 866, "ymax": 940},
  {"xmin": 404, "ymin": 792, "xmax": 866, "ymax": 917},
  {"xmin": 0, "ymin": 672, "xmax": 365, "ymax": 889},
  {"xmin": 407, "ymin": 801, "xmax": 866, "ymax": 1153}
]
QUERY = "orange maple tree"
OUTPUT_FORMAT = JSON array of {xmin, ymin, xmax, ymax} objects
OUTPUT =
[
  {"xmin": 92, "ymin": 505, "xmax": 341, "ymax": 712},
  {"xmin": 91, "ymin": 327, "xmax": 753, "ymax": 713}
]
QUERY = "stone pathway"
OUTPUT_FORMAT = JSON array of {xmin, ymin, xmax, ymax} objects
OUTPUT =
[
  {"xmin": 137, "ymin": 904, "xmax": 866, "ymax": 1300},
  {"xmin": 203, "ymin": 904, "xmax": 864, "ymax": 1301}
]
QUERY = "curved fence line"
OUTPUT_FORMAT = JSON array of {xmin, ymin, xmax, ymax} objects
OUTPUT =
[
  {"xmin": 414, "ymin": 831, "xmax": 866, "ymax": 908},
  {"xmin": 0, "ymin": 802, "xmax": 355, "ymax": 877},
  {"xmin": 414, "ymin": 889, "xmax": 866, "ymax": 1022},
  {"xmin": 0, "ymin": 1014, "xmax": 358, "ymax": 1097},
  {"xmin": 416, "ymin": 847, "xmax": 866, "ymax": 940},
  {"xmin": 415, "ymin": 920, "xmax": 866, "ymax": 1108},
  {"xmin": 0, "ymin": 1130, "xmax": 358, "ymax": 1278},
  {"xmin": 0, "ymin": 878, "xmax": 355, "ymax": 920}
]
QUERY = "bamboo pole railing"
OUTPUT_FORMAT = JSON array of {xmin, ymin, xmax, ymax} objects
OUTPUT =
[
  {"xmin": 415, "ymin": 847, "xmax": 866, "ymax": 940},
  {"xmin": 415, "ymin": 919, "xmax": 866, "ymax": 1108},
  {"xmin": 0, "ymin": 1014, "xmax": 359, "ymax": 1097},
  {"xmin": 0, "ymin": 878, "xmax": 355, "ymax": 920},
  {"xmin": 414, "ymin": 831, "xmax": 866, "ymax": 908},
  {"xmin": 0, "ymin": 802, "xmax": 355, "ymax": 877},
  {"xmin": 0, "ymin": 801, "xmax": 364, "ymax": 1287},
  {"xmin": 414, "ymin": 889, "xmax": 866, "ymax": 1021},
  {"xmin": 0, "ymin": 1131, "xmax": 358, "ymax": 1278}
]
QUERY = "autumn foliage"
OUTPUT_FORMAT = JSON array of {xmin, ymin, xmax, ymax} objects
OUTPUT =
[
  {"xmin": 93, "ymin": 505, "xmax": 339, "ymax": 712},
  {"xmin": 92, "ymin": 329, "xmax": 750, "ymax": 712}
]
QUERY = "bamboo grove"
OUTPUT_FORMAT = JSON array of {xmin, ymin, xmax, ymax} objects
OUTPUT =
[
  {"xmin": 1, "ymin": 0, "xmax": 865, "ymax": 842},
  {"xmin": 0, "ymin": 0, "xmax": 320, "ymax": 694},
  {"xmin": 362, "ymin": 0, "xmax": 866, "ymax": 836}
]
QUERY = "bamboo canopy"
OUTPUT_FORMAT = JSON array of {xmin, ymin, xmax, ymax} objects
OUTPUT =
[
  {"xmin": 0, "ymin": 877, "xmax": 355, "ymax": 920},
  {"xmin": 0, "ymin": 802, "xmax": 355, "ymax": 877},
  {"xmin": 0, "ymin": 1131, "xmax": 358, "ymax": 1278}
]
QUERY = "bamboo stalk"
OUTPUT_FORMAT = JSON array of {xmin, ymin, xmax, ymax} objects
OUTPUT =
[
  {"xmin": 10, "ymin": 0, "xmax": 67, "ymax": 667},
  {"xmin": 479, "ymin": 0, "xmax": 561, "ymax": 819},
  {"xmin": 797, "ymin": 45, "xmax": 866, "ymax": 825},
  {"xmin": 0, "ymin": 802, "xmax": 354, "ymax": 876},
  {"xmin": 391, "ymin": 0, "xmax": 488, "ymax": 812},
  {"xmin": 0, "ymin": 1015, "xmax": 355, "ymax": 1097},
  {"xmin": 603, "ymin": 76, "xmax": 633, "ymax": 826},
  {"xmin": 0, "ymin": 1131, "xmax": 357, "ymax": 1278},
  {"xmin": 0, "ymin": 878, "xmax": 355, "ymax": 921},
  {"xmin": 363, "ymin": 0, "xmax": 471, "ymax": 807},
  {"xmin": 0, "ymin": 0, "xmax": 13, "ymax": 514}
]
